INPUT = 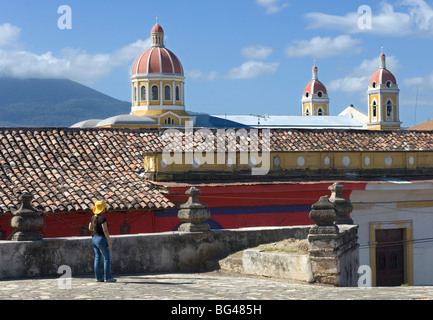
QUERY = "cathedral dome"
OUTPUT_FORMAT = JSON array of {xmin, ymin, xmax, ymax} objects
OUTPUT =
[
  {"xmin": 303, "ymin": 66, "xmax": 327, "ymax": 96},
  {"xmin": 301, "ymin": 64, "xmax": 330, "ymax": 116},
  {"xmin": 369, "ymin": 53, "xmax": 397, "ymax": 87},
  {"xmin": 131, "ymin": 23, "xmax": 184, "ymax": 76},
  {"xmin": 369, "ymin": 68, "xmax": 397, "ymax": 87},
  {"xmin": 132, "ymin": 47, "xmax": 184, "ymax": 75},
  {"xmin": 151, "ymin": 23, "xmax": 164, "ymax": 34},
  {"xmin": 303, "ymin": 79, "xmax": 328, "ymax": 96}
]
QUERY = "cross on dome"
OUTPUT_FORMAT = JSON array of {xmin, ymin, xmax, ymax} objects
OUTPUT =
[
  {"xmin": 379, "ymin": 47, "xmax": 386, "ymax": 69},
  {"xmin": 312, "ymin": 60, "xmax": 318, "ymax": 80}
]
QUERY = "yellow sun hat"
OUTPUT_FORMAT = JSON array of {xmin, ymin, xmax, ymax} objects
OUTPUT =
[{"xmin": 93, "ymin": 201, "xmax": 108, "ymax": 215}]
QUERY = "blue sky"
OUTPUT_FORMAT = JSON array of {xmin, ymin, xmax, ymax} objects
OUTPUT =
[{"xmin": 0, "ymin": 0, "xmax": 432, "ymax": 127}]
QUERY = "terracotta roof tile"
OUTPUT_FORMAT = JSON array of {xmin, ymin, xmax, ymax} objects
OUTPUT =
[
  {"xmin": 0, "ymin": 128, "xmax": 175, "ymax": 215},
  {"xmin": 1, "ymin": 127, "xmax": 433, "ymax": 214},
  {"xmin": 409, "ymin": 120, "xmax": 433, "ymax": 131}
]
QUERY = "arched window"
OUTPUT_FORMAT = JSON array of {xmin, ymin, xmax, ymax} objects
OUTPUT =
[
  {"xmin": 140, "ymin": 86, "xmax": 146, "ymax": 101},
  {"xmin": 305, "ymin": 92, "xmax": 309, "ymax": 98},
  {"xmin": 317, "ymin": 91, "xmax": 323, "ymax": 98},
  {"xmin": 386, "ymin": 100, "xmax": 393, "ymax": 118},
  {"xmin": 372, "ymin": 82, "xmax": 376, "ymax": 88},
  {"xmin": 317, "ymin": 107, "xmax": 323, "ymax": 116},
  {"xmin": 134, "ymin": 86, "xmax": 137, "ymax": 102},
  {"xmin": 305, "ymin": 108, "xmax": 310, "ymax": 116},
  {"xmin": 372, "ymin": 101, "xmax": 377, "ymax": 118},
  {"xmin": 175, "ymin": 86, "xmax": 180, "ymax": 101},
  {"xmin": 151, "ymin": 85, "xmax": 159, "ymax": 101},
  {"xmin": 164, "ymin": 117, "xmax": 175, "ymax": 125},
  {"xmin": 386, "ymin": 81, "xmax": 392, "ymax": 88},
  {"xmin": 164, "ymin": 85, "xmax": 171, "ymax": 101}
]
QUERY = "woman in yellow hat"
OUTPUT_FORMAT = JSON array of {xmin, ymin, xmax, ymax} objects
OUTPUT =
[{"xmin": 88, "ymin": 200, "xmax": 116, "ymax": 282}]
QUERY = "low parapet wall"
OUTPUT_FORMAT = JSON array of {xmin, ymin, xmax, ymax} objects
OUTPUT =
[
  {"xmin": 0, "ymin": 226, "xmax": 310, "ymax": 280},
  {"xmin": 0, "ymin": 224, "xmax": 359, "ymax": 286}
]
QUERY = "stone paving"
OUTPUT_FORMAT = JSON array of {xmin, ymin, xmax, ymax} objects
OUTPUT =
[{"xmin": 0, "ymin": 270, "xmax": 432, "ymax": 301}]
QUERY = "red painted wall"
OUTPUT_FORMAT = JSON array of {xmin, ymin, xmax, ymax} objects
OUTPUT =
[
  {"xmin": 156, "ymin": 182, "xmax": 367, "ymax": 232},
  {"xmin": 0, "ymin": 210, "xmax": 154, "ymax": 240},
  {"xmin": 0, "ymin": 182, "xmax": 367, "ymax": 238}
]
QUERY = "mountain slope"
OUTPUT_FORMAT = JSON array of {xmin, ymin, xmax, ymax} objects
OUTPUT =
[{"xmin": 0, "ymin": 78, "xmax": 130, "ymax": 127}]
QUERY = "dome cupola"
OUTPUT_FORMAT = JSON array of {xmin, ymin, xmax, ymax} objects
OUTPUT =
[
  {"xmin": 366, "ymin": 50, "xmax": 401, "ymax": 130},
  {"xmin": 301, "ymin": 63, "xmax": 329, "ymax": 116},
  {"xmin": 369, "ymin": 53, "xmax": 397, "ymax": 89},
  {"xmin": 151, "ymin": 23, "xmax": 164, "ymax": 47},
  {"xmin": 132, "ymin": 22, "xmax": 184, "ymax": 76},
  {"xmin": 130, "ymin": 21, "xmax": 194, "ymax": 127}
]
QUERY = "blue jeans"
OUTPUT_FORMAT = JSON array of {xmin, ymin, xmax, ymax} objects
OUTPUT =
[{"xmin": 92, "ymin": 236, "xmax": 112, "ymax": 281}]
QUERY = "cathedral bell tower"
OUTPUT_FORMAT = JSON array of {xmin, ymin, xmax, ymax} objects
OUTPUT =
[
  {"xmin": 301, "ymin": 64, "xmax": 330, "ymax": 116},
  {"xmin": 367, "ymin": 51, "xmax": 401, "ymax": 130}
]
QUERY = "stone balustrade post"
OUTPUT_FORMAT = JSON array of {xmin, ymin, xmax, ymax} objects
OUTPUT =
[
  {"xmin": 328, "ymin": 182, "xmax": 353, "ymax": 225},
  {"xmin": 308, "ymin": 194, "xmax": 359, "ymax": 286},
  {"xmin": 177, "ymin": 187, "xmax": 211, "ymax": 232},
  {"xmin": 10, "ymin": 193, "xmax": 44, "ymax": 241}
]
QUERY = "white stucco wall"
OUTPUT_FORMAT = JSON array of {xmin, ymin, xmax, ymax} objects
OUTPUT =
[{"xmin": 350, "ymin": 181, "xmax": 433, "ymax": 285}]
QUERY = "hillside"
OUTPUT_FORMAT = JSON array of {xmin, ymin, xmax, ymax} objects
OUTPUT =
[{"xmin": 0, "ymin": 78, "xmax": 130, "ymax": 127}]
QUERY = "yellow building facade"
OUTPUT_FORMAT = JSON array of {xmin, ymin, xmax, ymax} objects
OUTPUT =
[{"xmin": 142, "ymin": 137, "xmax": 433, "ymax": 181}]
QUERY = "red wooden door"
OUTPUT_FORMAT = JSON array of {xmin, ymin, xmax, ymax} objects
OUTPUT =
[{"xmin": 375, "ymin": 229, "xmax": 405, "ymax": 286}]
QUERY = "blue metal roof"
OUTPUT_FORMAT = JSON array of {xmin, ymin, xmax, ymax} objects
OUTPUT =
[{"xmin": 193, "ymin": 113, "xmax": 365, "ymax": 129}]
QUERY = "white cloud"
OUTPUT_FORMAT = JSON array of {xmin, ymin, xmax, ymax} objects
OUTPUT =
[
  {"xmin": 285, "ymin": 35, "xmax": 363, "ymax": 58},
  {"xmin": 188, "ymin": 44, "xmax": 276, "ymax": 81},
  {"xmin": 403, "ymin": 0, "xmax": 433, "ymax": 32},
  {"xmin": 305, "ymin": 12, "xmax": 359, "ymax": 33},
  {"xmin": 0, "ymin": 23, "xmax": 21, "ymax": 47},
  {"xmin": 186, "ymin": 69, "xmax": 218, "ymax": 81},
  {"xmin": 305, "ymin": 0, "xmax": 433, "ymax": 38},
  {"xmin": 241, "ymin": 45, "xmax": 273, "ymax": 60},
  {"xmin": 256, "ymin": 0, "xmax": 288, "ymax": 14},
  {"xmin": 0, "ymin": 22, "xmax": 150, "ymax": 85},
  {"xmin": 188, "ymin": 60, "xmax": 279, "ymax": 81},
  {"xmin": 226, "ymin": 60, "xmax": 279, "ymax": 79},
  {"xmin": 403, "ymin": 72, "xmax": 433, "ymax": 90},
  {"xmin": 328, "ymin": 55, "xmax": 400, "ymax": 93}
]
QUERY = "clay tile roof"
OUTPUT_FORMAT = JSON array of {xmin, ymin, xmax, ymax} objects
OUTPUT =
[
  {"xmin": 409, "ymin": 120, "xmax": 433, "ymax": 131},
  {"xmin": 0, "ymin": 128, "xmax": 175, "ymax": 215},
  {"xmin": 1, "ymin": 127, "xmax": 433, "ymax": 214}
]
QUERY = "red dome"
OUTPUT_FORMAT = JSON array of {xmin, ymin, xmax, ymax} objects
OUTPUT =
[
  {"xmin": 369, "ymin": 68, "xmax": 397, "ymax": 86},
  {"xmin": 132, "ymin": 46, "xmax": 184, "ymax": 75},
  {"xmin": 151, "ymin": 23, "xmax": 164, "ymax": 33},
  {"xmin": 304, "ymin": 80, "xmax": 327, "ymax": 96}
]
